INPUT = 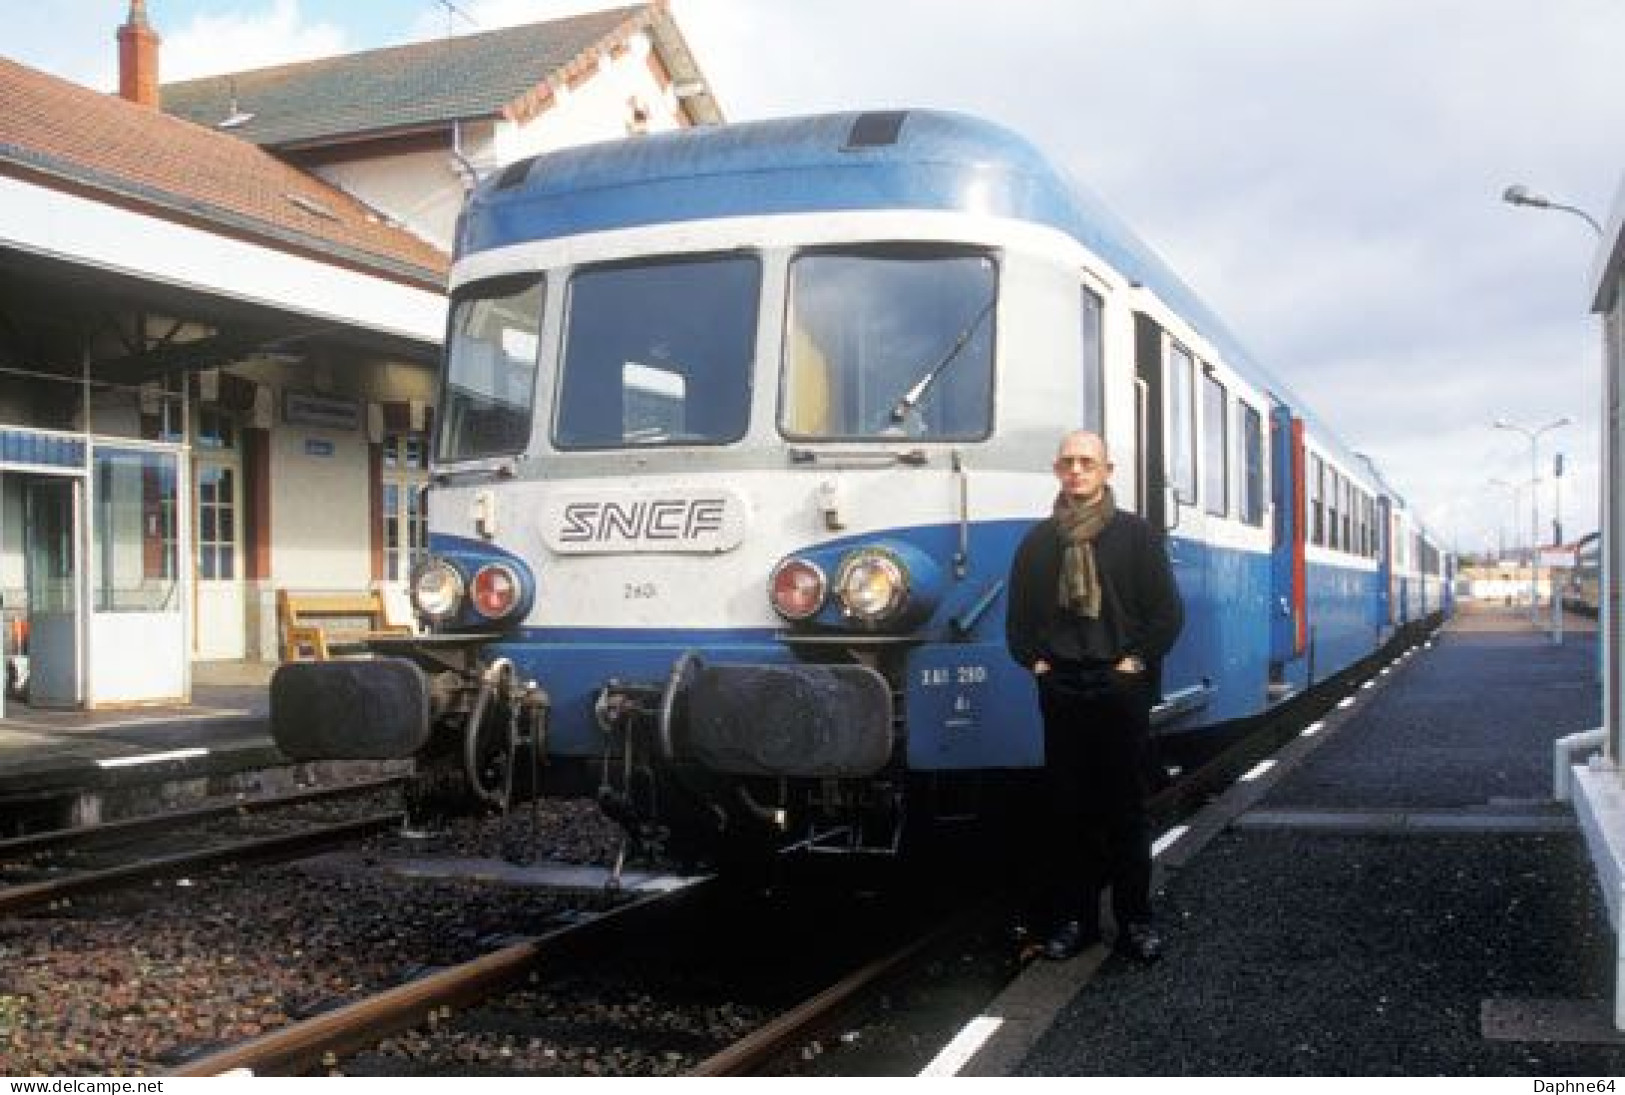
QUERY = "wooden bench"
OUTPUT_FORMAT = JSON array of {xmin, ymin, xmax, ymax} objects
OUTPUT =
[{"xmin": 276, "ymin": 589, "xmax": 412, "ymax": 662}]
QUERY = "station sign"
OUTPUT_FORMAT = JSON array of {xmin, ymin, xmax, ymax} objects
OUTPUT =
[{"xmin": 1539, "ymin": 548, "xmax": 1576, "ymax": 569}]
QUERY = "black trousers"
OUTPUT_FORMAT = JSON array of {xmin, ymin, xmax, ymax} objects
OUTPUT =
[{"xmin": 1036, "ymin": 666, "xmax": 1154, "ymax": 931}]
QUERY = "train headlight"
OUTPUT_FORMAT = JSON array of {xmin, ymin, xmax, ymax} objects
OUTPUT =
[
  {"xmin": 769, "ymin": 557, "xmax": 827, "ymax": 621},
  {"xmin": 411, "ymin": 558, "xmax": 465, "ymax": 622},
  {"xmin": 834, "ymin": 548, "xmax": 909, "ymax": 626},
  {"xmin": 470, "ymin": 563, "xmax": 522, "ymax": 620}
]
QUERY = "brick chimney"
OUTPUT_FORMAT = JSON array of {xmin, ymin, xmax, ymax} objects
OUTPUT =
[{"xmin": 117, "ymin": 0, "xmax": 160, "ymax": 108}]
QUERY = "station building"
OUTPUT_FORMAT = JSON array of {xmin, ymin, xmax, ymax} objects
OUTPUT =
[
  {"xmin": 1576, "ymin": 167, "xmax": 1625, "ymax": 1027},
  {"xmin": 0, "ymin": 1, "xmax": 720, "ymax": 711}
]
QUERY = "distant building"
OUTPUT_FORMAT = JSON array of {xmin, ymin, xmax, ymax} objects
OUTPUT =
[
  {"xmin": 0, "ymin": 0, "xmax": 720, "ymax": 708},
  {"xmin": 1454, "ymin": 562, "xmax": 1553, "ymax": 604},
  {"xmin": 160, "ymin": 2, "xmax": 720, "ymax": 250}
]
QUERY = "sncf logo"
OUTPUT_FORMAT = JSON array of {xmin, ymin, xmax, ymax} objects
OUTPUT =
[
  {"xmin": 560, "ymin": 499, "xmax": 726, "ymax": 544},
  {"xmin": 543, "ymin": 488, "xmax": 747, "ymax": 554}
]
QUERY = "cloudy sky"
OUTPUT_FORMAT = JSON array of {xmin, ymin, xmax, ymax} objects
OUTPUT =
[{"xmin": 10, "ymin": 0, "xmax": 1622, "ymax": 557}]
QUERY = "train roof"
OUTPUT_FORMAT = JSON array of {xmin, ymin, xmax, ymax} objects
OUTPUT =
[
  {"xmin": 463, "ymin": 110, "xmax": 1233, "ymax": 336},
  {"xmin": 459, "ymin": 109, "xmax": 1398, "ymax": 504}
]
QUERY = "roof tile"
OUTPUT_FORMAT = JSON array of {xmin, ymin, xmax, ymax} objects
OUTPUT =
[
  {"xmin": 0, "ymin": 56, "xmax": 448, "ymax": 286},
  {"xmin": 162, "ymin": 6, "xmax": 651, "ymax": 147}
]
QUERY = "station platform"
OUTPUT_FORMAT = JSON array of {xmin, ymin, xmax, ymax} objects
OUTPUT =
[
  {"xmin": 0, "ymin": 659, "xmax": 280, "ymax": 813},
  {"xmin": 968, "ymin": 602, "xmax": 1622, "ymax": 1076}
]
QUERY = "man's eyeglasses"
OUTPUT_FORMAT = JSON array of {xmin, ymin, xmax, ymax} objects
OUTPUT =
[{"xmin": 1054, "ymin": 456, "xmax": 1103, "ymax": 471}]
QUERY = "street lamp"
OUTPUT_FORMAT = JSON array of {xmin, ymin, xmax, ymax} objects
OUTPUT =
[
  {"xmin": 1502, "ymin": 184, "xmax": 1604, "ymax": 237},
  {"xmin": 1494, "ymin": 416, "xmax": 1573, "ymax": 621},
  {"xmin": 1488, "ymin": 476, "xmax": 1525, "ymax": 566}
]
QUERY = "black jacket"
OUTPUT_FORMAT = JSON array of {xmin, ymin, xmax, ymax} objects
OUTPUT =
[{"xmin": 1005, "ymin": 509, "xmax": 1184, "ymax": 675}]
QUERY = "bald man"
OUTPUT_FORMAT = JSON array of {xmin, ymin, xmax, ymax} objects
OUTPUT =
[{"xmin": 1005, "ymin": 430, "xmax": 1184, "ymax": 963}]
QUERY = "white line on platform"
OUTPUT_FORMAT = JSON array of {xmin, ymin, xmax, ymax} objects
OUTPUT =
[
  {"xmin": 96, "ymin": 747, "xmax": 209, "ymax": 769},
  {"xmin": 919, "ymin": 1015, "xmax": 1004, "ymax": 1076},
  {"xmin": 1152, "ymin": 824, "xmax": 1191, "ymax": 858},
  {"xmin": 1239, "ymin": 759, "xmax": 1277, "ymax": 782}
]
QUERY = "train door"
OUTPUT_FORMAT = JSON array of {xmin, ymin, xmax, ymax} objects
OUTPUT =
[
  {"xmin": 1133, "ymin": 314, "xmax": 1166, "ymax": 528},
  {"xmin": 1134, "ymin": 312, "xmax": 1204, "ymax": 720},
  {"xmin": 1267, "ymin": 405, "xmax": 1307, "ymax": 694},
  {"xmin": 1377, "ymin": 496, "xmax": 1394, "ymax": 629}
]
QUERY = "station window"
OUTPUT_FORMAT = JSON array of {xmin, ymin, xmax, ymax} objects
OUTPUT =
[
  {"xmin": 197, "ymin": 465, "xmax": 235, "ymax": 580},
  {"xmin": 196, "ymin": 407, "xmax": 235, "ymax": 450},
  {"xmin": 94, "ymin": 446, "xmax": 180, "ymax": 611},
  {"xmin": 1201, "ymin": 370, "xmax": 1227, "ymax": 517},
  {"xmin": 194, "ymin": 407, "xmax": 239, "ymax": 584},
  {"xmin": 381, "ymin": 432, "xmax": 429, "ymax": 582},
  {"xmin": 1240, "ymin": 402, "xmax": 1264, "ymax": 526},
  {"xmin": 1168, "ymin": 343, "xmax": 1197, "ymax": 504}
]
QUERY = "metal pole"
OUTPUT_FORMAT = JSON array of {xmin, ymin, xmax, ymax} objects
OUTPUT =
[
  {"xmin": 1529, "ymin": 435, "xmax": 1540, "ymax": 625},
  {"xmin": 1553, "ymin": 455, "xmax": 1565, "ymax": 645}
]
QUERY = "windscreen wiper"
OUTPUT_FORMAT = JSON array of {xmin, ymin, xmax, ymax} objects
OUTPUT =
[{"xmin": 887, "ymin": 296, "xmax": 996, "ymax": 426}]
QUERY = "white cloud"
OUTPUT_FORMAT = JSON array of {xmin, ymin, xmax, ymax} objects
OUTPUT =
[
  {"xmin": 7, "ymin": 0, "xmax": 1620, "ymax": 550},
  {"xmin": 405, "ymin": 0, "xmax": 635, "ymax": 41},
  {"xmin": 162, "ymin": 0, "xmax": 350, "ymax": 80}
]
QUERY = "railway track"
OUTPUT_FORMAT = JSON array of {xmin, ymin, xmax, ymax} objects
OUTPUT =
[
  {"xmin": 164, "ymin": 871, "xmax": 993, "ymax": 1079},
  {"xmin": 0, "ymin": 778, "xmax": 406, "ymax": 914},
  {"xmin": 167, "ymin": 878, "xmax": 716, "ymax": 1077}
]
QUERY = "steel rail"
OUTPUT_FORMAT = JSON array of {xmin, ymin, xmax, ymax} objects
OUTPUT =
[
  {"xmin": 167, "ymin": 878, "xmax": 716, "ymax": 1077},
  {"xmin": 0, "ymin": 775, "xmax": 405, "ymax": 858},
  {"xmin": 689, "ymin": 901, "xmax": 992, "ymax": 1077},
  {"xmin": 0, "ymin": 812, "xmax": 401, "ymax": 915}
]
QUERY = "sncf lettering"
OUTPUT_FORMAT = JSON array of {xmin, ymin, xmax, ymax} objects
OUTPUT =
[{"xmin": 559, "ymin": 499, "xmax": 728, "ymax": 544}]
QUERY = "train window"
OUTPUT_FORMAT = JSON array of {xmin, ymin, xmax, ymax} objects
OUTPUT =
[
  {"xmin": 1341, "ymin": 479, "xmax": 1353, "ymax": 553},
  {"xmin": 1201, "ymin": 371, "xmax": 1227, "ymax": 517},
  {"xmin": 1339, "ymin": 474, "xmax": 1352, "ymax": 549},
  {"xmin": 1168, "ymin": 343, "xmax": 1197, "ymax": 503},
  {"xmin": 780, "ymin": 248, "xmax": 995, "ymax": 440},
  {"xmin": 438, "ymin": 275, "xmax": 545, "ymax": 462},
  {"xmin": 1310, "ymin": 454, "xmax": 1324, "ymax": 546},
  {"xmin": 556, "ymin": 255, "xmax": 760, "ymax": 449},
  {"xmin": 1240, "ymin": 402, "xmax": 1264, "ymax": 526},
  {"xmin": 1081, "ymin": 287, "xmax": 1104, "ymax": 433},
  {"xmin": 1328, "ymin": 469, "xmax": 1340, "ymax": 551}
]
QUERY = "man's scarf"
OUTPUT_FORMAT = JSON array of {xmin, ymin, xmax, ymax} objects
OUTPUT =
[{"xmin": 1053, "ymin": 486, "xmax": 1116, "ymax": 619}]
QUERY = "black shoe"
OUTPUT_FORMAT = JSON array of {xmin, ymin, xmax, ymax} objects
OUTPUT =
[
  {"xmin": 1042, "ymin": 919, "xmax": 1100, "ymax": 961},
  {"xmin": 1114, "ymin": 920, "xmax": 1164, "ymax": 964}
]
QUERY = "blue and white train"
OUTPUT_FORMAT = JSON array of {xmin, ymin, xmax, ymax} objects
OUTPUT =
[{"xmin": 270, "ymin": 110, "xmax": 1451, "ymax": 863}]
